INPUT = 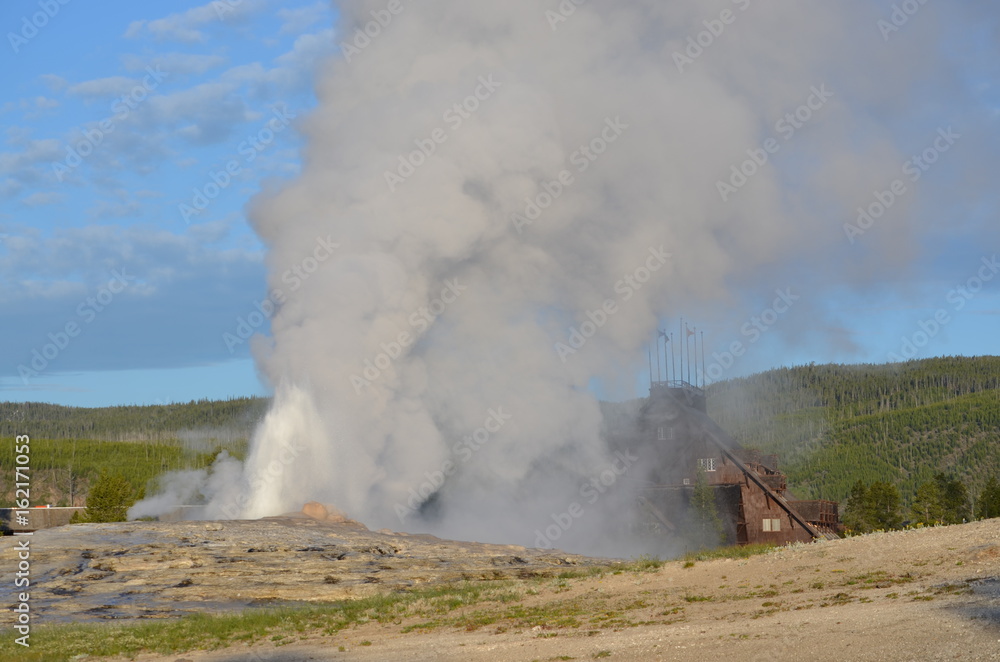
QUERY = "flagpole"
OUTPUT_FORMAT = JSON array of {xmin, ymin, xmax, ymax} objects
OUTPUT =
[
  {"xmin": 678, "ymin": 318, "xmax": 684, "ymax": 385},
  {"xmin": 695, "ymin": 331, "xmax": 700, "ymax": 387},
  {"xmin": 647, "ymin": 345, "xmax": 653, "ymax": 390},
  {"xmin": 694, "ymin": 328, "xmax": 700, "ymax": 387},
  {"xmin": 692, "ymin": 328, "xmax": 698, "ymax": 387},
  {"xmin": 694, "ymin": 334, "xmax": 701, "ymax": 388},
  {"xmin": 700, "ymin": 331, "xmax": 706, "ymax": 388},
  {"xmin": 670, "ymin": 333, "xmax": 676, "ymax": 382},
  {"xmin": 655, "ymin": 333, "xmax": 662, "ymax": 383},
  {"xmin": 687, "ymin": 325, "xmax": 692, "ymax": 385},
  {"xmin": 663, "ymin": 332, "xmax": 669, "ymax": 386}
]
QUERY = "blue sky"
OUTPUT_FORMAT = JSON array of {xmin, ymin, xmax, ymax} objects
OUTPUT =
[
  {"xmin": 1, "ymin": 0, "xmax": 336, "ymax": 406},
  {"xmin": 1, "ymin": 1, "xmax": 998, "ymax": 408}
]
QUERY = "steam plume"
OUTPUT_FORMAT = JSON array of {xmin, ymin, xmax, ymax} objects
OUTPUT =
[{"xmin": 138, "ymin": 0, "xmax": 986, "ymax": 555}]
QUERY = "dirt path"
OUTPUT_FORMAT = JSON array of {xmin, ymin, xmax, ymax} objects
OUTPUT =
[{"xmin": 126, "ymin": 519, "xmax": 1000, "ymax": 662}]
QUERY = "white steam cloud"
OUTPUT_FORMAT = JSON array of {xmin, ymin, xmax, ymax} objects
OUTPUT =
[{"xmin": 134, "ymin": 0, "xmax": 993, "ymax": 555}]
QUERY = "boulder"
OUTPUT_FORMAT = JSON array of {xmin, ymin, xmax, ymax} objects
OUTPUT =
[{"xmin": 301, "ymin": 501, "xmax": 329, "ymax": 521}]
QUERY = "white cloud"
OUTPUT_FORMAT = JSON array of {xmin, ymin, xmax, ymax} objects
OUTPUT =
[
  {"xmin": 145, "ymin": 81, "xmax": 253, "ymax": 144},
  {"xmin": 40, "ymin": 74, "xmax": 68, "ymax": 93},
  {"xmin": 0, "ymin": 138, "xmax": 62, "ymax": 180},
  {"xmin": 219, "ymin": 28, "xmax": 335, "ymax": 99},
  {"xmin": 122, "ymin": 52, "xmax": 228, "ymax": 76},
  {"xmin": 21, "ymin": 191, "xmax": 63, "ymax": 207},
  {"xmin": 124, "ymin": 0, "xmax": 270, "ymax": 43},
  {"xmin": 1, "ymin": 97, "xmax": 59, "ymax": 120},
  {"xmin": 68, "ymin": 76, "xmax": 138, "ymax": 99},
  {"xmin": 0, "ymin": 179, "xmax": 22, "ymax": 198},
  {"xmin": 28, "ymin": 97, "xmax": 59, "ymax": 110},
  {"xmin": 87, "ymin": 199, "xmax": 143, "ymax": 220},
  {"xmin": 278, "ymin": 2, "xmax": 329, "ymax": 35}
]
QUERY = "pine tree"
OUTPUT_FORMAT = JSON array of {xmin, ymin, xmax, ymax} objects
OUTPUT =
[
  {"xmin": 977, "ymin": 476, "xmax": 1000, "ymax": 519},
  {"xmin": 911, "ymin": 480, "xmax": 944, "ymax": 526},
  {"xmin": 76, "ymin": 472, "xmax": 143, "ymax": 523},
  {"xmin": 935, "ymin": 473, "xmax": 970, "ymax": 524},
  {"xmin": 843, "ymin": 480, "xmax": 874, "ymax": 533},
  {"xmin": 868, "ymin": 481, "xmax": 902, "ymax": 530}
]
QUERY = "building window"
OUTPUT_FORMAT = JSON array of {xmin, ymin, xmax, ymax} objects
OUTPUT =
[
  {"xmin": 697, "ymin": 457, "xmax": 716, "ymax": 472},
  {"xmin": 763, "ymin": 518, "xmax": 781, "ymax": 532},
  {"xmin": 657, "ymin": 426, "xmax": 665, "ymax": 441}
]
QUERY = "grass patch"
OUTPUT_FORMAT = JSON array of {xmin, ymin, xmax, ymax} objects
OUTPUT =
[
  {"xmin": 681, "ymin": 543, "xmax": 777, "ymax": 563},
  {"xmin": 0, "ymin": 581, "xmax": 523, "ymax": 661},
  {"xmin": 842, "ymin": 570, "xmax": 916, "ymax": 589},
  {"xmin": 557, "ymin": 566, "xmax": 607, "ymax": 580},
  {"xmin": 820, "ymin": 592, "xmax": 854, "ymax": 607},
  {"xmin": 932, "ymin": 582, "xmax": 973, "ymax": 596},
  {"xmin": 682, "ymin": 594, "xmax": 713, "ymax": 603},
  {"xmin": 501, "ymin": 602, "xmax": 585, "ymax": 629},
  {"xmin": 614, "ymin": 555, "xmax": 664, "ymax": 573}
]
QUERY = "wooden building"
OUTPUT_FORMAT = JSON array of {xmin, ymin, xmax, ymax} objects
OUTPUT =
[
  {"xmin": 608, "ymin": 381, "xmax": 841, "ymax": 546},
  {"xmin": 0, "ymin": 506, "xmax": 85, "ymax": 533}
]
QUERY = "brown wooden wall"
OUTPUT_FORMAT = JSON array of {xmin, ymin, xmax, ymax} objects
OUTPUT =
[{"xmin": 740, "ymin": 484, "xmax": 813, "ymax": 545}]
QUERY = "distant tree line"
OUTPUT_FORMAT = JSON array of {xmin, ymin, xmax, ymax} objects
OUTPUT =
[
  {"xmin": 6, "ymin": 356, "xmax": 1000, "ymax": 519},
  {"xmin": 0, "ymin": 437, "xmax": 240, "ymax": 507},
  {"xmin": 707, "ymin": 356, "xmax": 1000, "ymax": 506},
  {"xmin": 842, "ymin": 472, "xmax": 1000, "ymax": 534},
  {"xmin": 0, "ymin": 396, "xmax": 267, "ymax": 443}
]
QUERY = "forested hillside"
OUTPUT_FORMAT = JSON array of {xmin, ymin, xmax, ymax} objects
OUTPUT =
[
  {"xmin": 707, "ymin": 356, "xmax": 1000, "ymax": 506},
  {"xmin": 0, "ymin": 396, "xmax": 267, "ymax": 442},
  {"xmin": 3, "ymin": 357, "xmax": 998, "ymax": 512},
  {"xmin": 0, "ymin": 397, "xmax": 266, "ymax": 506}
]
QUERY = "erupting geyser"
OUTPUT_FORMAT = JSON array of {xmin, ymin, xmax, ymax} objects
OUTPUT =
[{"xmin": 132, "ymin": 0, "xmax": 969, "ymax": 556}]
